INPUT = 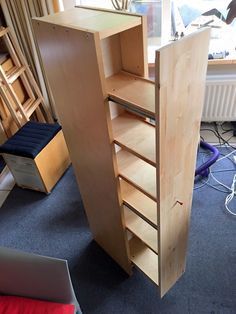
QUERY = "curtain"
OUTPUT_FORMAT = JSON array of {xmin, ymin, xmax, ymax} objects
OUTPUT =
[{"xmin": 0, "ymin": 0, "xmax": 64, "ymax": 118}]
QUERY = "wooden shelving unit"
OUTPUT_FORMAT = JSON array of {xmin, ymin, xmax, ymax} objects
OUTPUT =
[{"xmin": 33, "ymin": 6, "xmax": 210, "ymax": 297}]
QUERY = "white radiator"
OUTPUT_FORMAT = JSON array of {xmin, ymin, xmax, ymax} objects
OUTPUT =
[{"xmin": 202, "ymin": 75, "xmax": 236, "ymax": 121}]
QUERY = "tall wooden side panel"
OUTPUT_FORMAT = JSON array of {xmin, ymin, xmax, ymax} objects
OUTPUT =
[
  {"xmin": 156, "ymin": 29, "xmax": 210, "ymax": 297},
  {"xmin": 32, "ymin": 20, "xmax": 132, "ymax": 274}
]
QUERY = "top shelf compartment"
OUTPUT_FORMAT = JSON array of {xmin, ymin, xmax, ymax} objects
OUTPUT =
[
  {"xmin": 36, "ymin": 7, "xmax": 142, "ymax": 40},
  {"xmin": 106, "ymin": 72, "xmax": 155, "ymax": 118}
]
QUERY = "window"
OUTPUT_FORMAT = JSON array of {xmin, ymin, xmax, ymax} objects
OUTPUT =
[
  {"xmin": 174, "ymin": 1, "xmax": 236, "ymax": 58},
  {"xmin": 76, "ymin": 1, "xmax": 236, "ymax": 61}
]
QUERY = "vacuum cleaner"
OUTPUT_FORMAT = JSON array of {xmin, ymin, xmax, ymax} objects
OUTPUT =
[{"xmin": 195, "ymin": 141, "xmax": 220, "ymax": 177}]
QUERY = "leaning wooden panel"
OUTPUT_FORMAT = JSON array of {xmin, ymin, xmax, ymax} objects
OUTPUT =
[
  {"xmin": 155, "ymin": 29, "xmax": 210, "ymax": 297},
  {"xmin": 33, "ymin": 19, "xmax": 132, "ymax": 274}
]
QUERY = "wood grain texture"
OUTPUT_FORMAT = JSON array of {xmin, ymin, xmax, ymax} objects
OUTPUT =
[
  {"xmin": 120, "ymin": 21, "xmax": 148, "ymax": 77},
  {"xmin": 124, "ymin": 206, "xmax": 158, "ymax": 253},
  {"xmin": 120, "ymin": 179, "xmax": 157, "ymax": 228},
  {"xmin": 155, "ymin": 28, "xmax": 210, "ymax": 296},
  {"xmin": 6, "ymin": 30, "xmax": 53, "ymax": 123},
  {"xmin": 129, "ymin": 236, "xmax": 159, "ymax": 285},
  {"xmin": 111, "ymin": 111, "xmax": 156, "ymax": 166},
  {"xmin": 36, "ymin": 130, "xmax": 71, "ymax": 193},
  {"xmin": 33, "ymin": 19, "xmax": 132, "ymax": 274},
  {"xmin": 106, "ymin": 72, "xmax": 155, "ymax": 118},
  {"xmin": 101, "ymin": 23, "xmax": 147, "ymax": 78},
  {"xmin": 35, "ymin": 7, "xmax": 142, "ymax": 39},
  {"xmin": 116, "ymin": 149, "xmax": 156, "ymax": 201},
  {"xmin": 0, "ymin": 119, "xmax": 7, "ymax": 144},
  {"xmin": 101, "ymin": 35, "xmax": 122, "ymax": 78},
  {"xmin": 0, "ymin": 58, "xmax": 28, "ymax": 131}
]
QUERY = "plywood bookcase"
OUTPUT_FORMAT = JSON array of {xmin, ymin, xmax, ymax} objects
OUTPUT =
[{"xmin": 32, "ymin": 7, "xmax": 210, "ymax": 297}]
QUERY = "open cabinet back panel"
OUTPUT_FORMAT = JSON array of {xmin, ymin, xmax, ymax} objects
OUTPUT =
[
  {"xmin": 120, "ymin": 22, "xmax": 148, "ymax": 77},
  {"xmin": 101, "ymin": 26, "xmax": 147, "ymax": 78},
  {"xmin": 101, "ymin": 35, "xmax": 122, "ymax": 78}
]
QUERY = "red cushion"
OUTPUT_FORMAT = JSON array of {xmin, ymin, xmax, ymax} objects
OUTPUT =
[{"xmin": 0, "ymin": 296, "xmax": 75, "ymax": 314}]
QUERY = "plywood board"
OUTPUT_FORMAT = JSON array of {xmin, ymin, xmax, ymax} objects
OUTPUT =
[
  {"xmin": 129, "ymin": 236, "xmax": 158, "ymax": 285},
  {"xmin": 101, "ymin": 35, "xmax": 122, "ymax": 78},
  {"xmin": 112, "ymin": 111, "xmax": 156, "ymax": 166},
  {"xmin": 124, "ymin": 206, "xmax": 158, "ymax": 253},
  {"xmin": 36, "ymin": 130, "xmax": 70, "ymax": 193},
  {"xmin": 120, "ymin": 20, "xmax": 148, "ymax": 77},
  {"xmin": 106, "ymin": 72, "xmax": 155, "ymax": 118},
  {"xmin": 120, "ymin": 179, "xmax": 157, "ymax": 228},
  {"xmin": 155, "ymin": 28, "xmax": 211, "ymax": 296},
  {"xmin": 116, "ymin": 149, "xmax": 156, "ymax": 201}
]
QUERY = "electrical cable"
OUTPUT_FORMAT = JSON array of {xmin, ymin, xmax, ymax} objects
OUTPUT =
[
  {"xmin": 194, "ymin": 175, "xmax": 210, "ymax": 190},
  {"xmin": 198, "ymin": 125, "xmax": 236, "ymax": 215},
  {"xmin": 205, "ymin": 181, "xmax": 229, "ymax": 193},
  {"xmin": 225, "ymin": 174, "xmax": 236, "ymax": 216},
  {"xmin": 210, "ymin": 150, "xmax": 236, "ymax": 191},
  {"xmin": 210, "ymin": 171, "xmax": 232, "ymax": 192},
  {"xmin": 214, "ymin": 123, "xmax": 236, "ymax": 149},
  {"xmin": 212, "ymin": 168, "xmax": 236, "ymax": 173},
  {"xmin": 210, "ymin": 152, "xmax": 236, "ymax": 215},
  {"xmin": 200, "ymin": 125, "xmax": 236, "ymax": 149},
  {"xmin": 220, "ymin": 122, "xmax": 234, "ymax": 134},
  {"xmin": 194, "ymin": 149, "xmax": 236, "ymax": 216},
  {"xmin": 216, "ymin": 150, "xmax": 236, "ymax": 162},
  {"xmin": 200, "ymin": 128, "xmax": 222, "ymax": 145}
]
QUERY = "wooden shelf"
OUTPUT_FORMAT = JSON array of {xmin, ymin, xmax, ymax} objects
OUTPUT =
[
  {"xmin": 116, "ymin": 149, "xmax": 156, "ymax": 201},
  {"xmin": 112, "ymin": 112, "xmax": 156, "ymax": 166},
  {"xmin": 120, "ymin": 179, "xmax": 157, "ymax": 228},
  {"xmin": 124, "ymin": 206, "xmax": 157, "ymax": 253},
  {"xmin": 106, "ymin": 72, "xmax": 155, "ymax": 118},
  {"xmin": 129, "ymin": 236, "xmax": 158, "ymax": 285}
]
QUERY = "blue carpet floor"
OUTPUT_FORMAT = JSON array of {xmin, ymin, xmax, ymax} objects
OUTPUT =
[{"xmin": 0, "ymin": 149, "xmax": 236, "ymax": 314}]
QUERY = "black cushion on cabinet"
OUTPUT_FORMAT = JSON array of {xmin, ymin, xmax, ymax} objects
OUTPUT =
[{"xmin": 0, "ymin": 121, "xmax": 61, "ymax": 159}]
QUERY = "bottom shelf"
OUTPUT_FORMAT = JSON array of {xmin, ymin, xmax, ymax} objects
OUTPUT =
[
  {"xmin": 129, "ymin": 236, "xmax": 159, "ymax": 285},
  {"xmin": 124, "ymin": 206, "xmax": 158, "ymax": 253}
]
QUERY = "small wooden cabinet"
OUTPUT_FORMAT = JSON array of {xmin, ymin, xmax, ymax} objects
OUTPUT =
[{"xmin": 33, "ymin": 7, "xmax": 210, "ymax": 297}]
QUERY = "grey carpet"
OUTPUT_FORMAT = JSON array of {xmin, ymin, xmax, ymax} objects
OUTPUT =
[{"xmin": 0, "ymin": 149, "xmax": 236, "ymax": 314}]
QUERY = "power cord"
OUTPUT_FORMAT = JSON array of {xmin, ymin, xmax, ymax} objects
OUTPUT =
[
  {"xmin": 213, "ymin": 122, "xmax": 236, "ymax": 149},
  {"xmin": 200, "ymin": 123, "xmax": 236, "ymax": 149},
  {"xmin": 195, "ymin": 149, "xmax": 236, "ymax": 216},
  {"xmin": 225, "ymin": 174, "xmax": 236, "ymax": 216}
]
